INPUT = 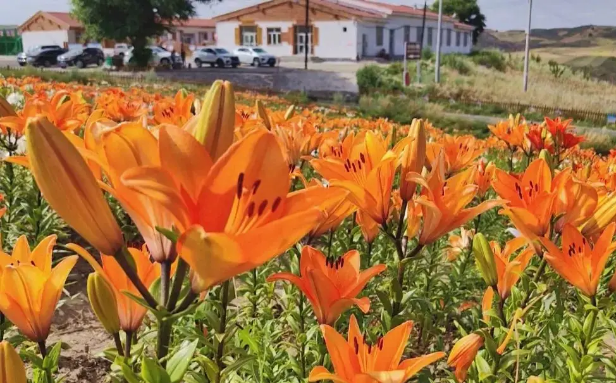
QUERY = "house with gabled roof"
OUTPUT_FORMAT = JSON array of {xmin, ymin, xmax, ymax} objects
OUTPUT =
[{"xmin": 213, "ymin": 0, "xmax": 475, "ymax": 60}]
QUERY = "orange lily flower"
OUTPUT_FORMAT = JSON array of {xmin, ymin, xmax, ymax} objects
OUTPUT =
[
  {"xmin": 122, "ymin": 128, "xmax": 325, "ymax": 291},
  {"xmin": 267, "ymin": 246, "xmax": 385, "ymax": 325},
  {"xmin": 0, "ymin": 96, "xmax": 47, "ymax": 136},
  {"xmin": 151, "ymin": 90, "xmax": 195, "ymax": 126},
  {"xmin": 492, "ymin": 237, "xmax": 534, "ymax": 299},
  {"xmin": 539, "ymin": 222, "xmax": 616, "ymax": 297},
  {"xmin": 551, "ymin": 168, "xmax": 598, "ymax": 233},
  {"xmin": 409, "ymin": 151, "xmax": 503, "ymax": 245},
  {"xmin": 488, "ymin": 114, "xmax": 527, "ymax": 149},
  {"xmin": 398, "ymin": 118, "xmax": 426, "ymax": 201},
  {"xmin": 492, "ymin": 158, "xmax": 555, "ymax": 241},
  {"xmin": 96, "ymin": 91, "xmax": 147, "ymax": 122},
  {"xmin": 67, "ymin": 244, "xmax": 160, "ymax": 332},
  {"xmin": 356, "ymin": 210, "xmax": 380, "ymax": 244},
  {"xmin": 305, "ymin": 184, "xmax": 356, "ymax": 241},
  {"xmin": 312, "ymin": 131, "xmax": 397, "ymax": 225},
  {"xmin": 544, "ymin": 117, "xmax": 584, "ymax": 150},
  {"xmin": 0, "ymin": 235, "xmax": 78, "ymax": 342},
  {"xmin": 446, "ymin": 228, "xmax": 474, "ymax": 261},
  {"xmin": 475, "ymin": 160, "xmax": 496, "ymax": 197},
  {"xmin": 309, "ymin": 315, "xmax": 445, "ymax": 383},
  {"xmin": 447, "ymin": 333, "xmax": 484, "ymax": 382},
  {"xmin": 426, "ymin": 134, "xmax": 484, "ymax": 174},
  {"xmin": 0, "ymin": 341, "xmax": 27, "ymax": 383}
]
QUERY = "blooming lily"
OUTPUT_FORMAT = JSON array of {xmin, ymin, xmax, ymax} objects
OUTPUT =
[
  {"xmin": 309, "ymin": 315, "xmax": 445, "ymax": 383},
  {"xmin": 267, "ymin": 246, "xmax": 385, "ymax": 325},
  {"xmin": 447, "ymin": 333, "xmax": 484, "ymax": 382}
]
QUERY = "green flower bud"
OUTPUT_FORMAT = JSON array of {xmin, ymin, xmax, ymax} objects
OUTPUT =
[
  {"xmin": 473, "ymin": 233, "xmax": 498, "ymax": 287},
  {"xmin": 87, "ymin": 272, "xmax": 121, "ymax": 335}
]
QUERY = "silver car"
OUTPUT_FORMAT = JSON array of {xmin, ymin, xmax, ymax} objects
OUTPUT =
[{"xmin": 234, "ymin": 47, "xmax": 277, "ymax": 67}]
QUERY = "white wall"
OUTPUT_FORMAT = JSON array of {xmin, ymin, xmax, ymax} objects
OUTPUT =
[
  {"xmin": 21, "ymin": 30, "xmax": 69, "ymax": 52},
  {"xmin": 216, "ymin": 21, "xmax": 239, "ymax": 51},
  {"xmin": 255, "ymin": 21, "xmax": 293, "ymax": 57},
  {"xmin": 314, "ymin": 20, "xmax": 356, "ymax": 59},
  {"xmin": 357, "ymin": 17, "xmax": 473, "ymax": 58}
]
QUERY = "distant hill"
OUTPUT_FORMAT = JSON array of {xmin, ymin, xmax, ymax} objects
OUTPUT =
[
  {"xmin": 477, "ymin": 25, "xmax": 616, "ymax": 51},
  {"xmin": 477, "ymin": 25, "xmax": 616, "ymax": 82}
]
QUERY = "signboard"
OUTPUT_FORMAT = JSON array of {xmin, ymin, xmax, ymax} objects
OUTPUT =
[
  {"xmin": 405, "ymin": 42, "xmax": 421, "ymax": 60},
  {"xmin": 403, "ymin": 42, "xmax": 421, "ymax": 87},
  {"xmin": 608, "ymin": 113, "xmax": 616, "ymax": 124}
]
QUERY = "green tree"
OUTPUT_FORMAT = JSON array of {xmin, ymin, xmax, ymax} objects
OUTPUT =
[
  {"xmin": 431, "ymin": 0, "xmax": 486, "ymax": 44},
  {"xmin": 71, "ymin": 0, "xmax": 204, "ymax": 67}
]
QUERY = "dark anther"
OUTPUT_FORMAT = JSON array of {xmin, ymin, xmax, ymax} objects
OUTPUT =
[
  {"xmin": 237, "ymin": 173, "xmax": 245, "ymax": 199},
  {"xmin": 252, "ymin": 180, "xmax": 261, "ymax": 194},
  {"xmin": 258, "ymin": 200, "xmax": 268, "ymax": 216},
  {"xmin": 247, "ymin": 202, "xmax": 255, "ymax": 217},
  {"xmin": 272, "ymin": 197, "xmax": 282, "ymax": 212}
]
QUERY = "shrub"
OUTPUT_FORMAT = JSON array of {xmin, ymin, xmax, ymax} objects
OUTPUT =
[
  {"xmin": 470, "ymin": 49, "xmax": 507, "ymax": 72},
  {"xmin": 356, "ymin": 65, "xmax": 386, "ymax": 93},
  {"xmin": 385, "ymin": 62, "xmax": 404, "ymax": 76},
  {"xmin": 422, "ymin": 48, "xmax": 434, "ymax": 61},
  {"xmin": 548, "ymin": 60, "xmax": 566, "ymax": 79},
  {"xmin": 442, "ymin": 54, "xmax": 473, "ymax": 75}
]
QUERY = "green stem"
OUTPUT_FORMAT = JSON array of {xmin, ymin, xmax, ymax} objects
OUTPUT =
[
  {"xmin": 215, "ymin": 281, "xmax": 231, "ymax": 382},
  {"xmin": 522, "ymin": 258, "xmax": 547, "ymax": 307},
  {"xmin": 113, "ymin": 333, "xmax": 124, "ymax": 357},
  {"xmin": 497, "ymin": 292, "xmax": 507, "ymax": 325},
  {"xmin": 0, "ymin": 314, "xmax": 4, "ymax": 341},
  {"xmin": 298, "ymin": 292, "xmax": 307, "ymax": 378},
  {"xmin": 115, "ymin": 247, "xmax": 158, "ymax": 309},
  {"xmin": 326, "ymin": 230, "xmax": 334, "ymax": 257},
  {"xmin": 347, "ymin": 212, "xmax": 356, "ymax": 249},
  {"xmin": 160, "ymin": 260, "xmax": 171, "ymax": 307},
  {"xmin": 395, "ymin": 200, "xmax": 408, "ymax": 245},
  {"xmin": 583, "ymin": 297, "xmax": 598, "ymax": 354},
  {"xmin": 125, "ymin": 331, "xmax": 133, "ymax": 358},
  {"xmin": 167, "ymin": 258, "xmax": 188, "ymax": 312},
  {"xmin": 157, "ymin": 319, "xmax": 172, "ymax": 365},
  {"xmin": 38, "ymin": 341, "xmax": 53, "ymax": 383},
  {"xmin": 174, "ymin": 290, "xmax": 198, "ymax": 314},
  {"xmin": 393, "ymin": 244, "xmax": 423, "ymax": 316}
]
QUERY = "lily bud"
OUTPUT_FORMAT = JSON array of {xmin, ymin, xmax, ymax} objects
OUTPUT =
[
  {"xmin": 284, "ymin": 104, "xmax": 295, "ymax": 121},
  {"xmin": 447, "ymin": 333, "xmax": 484, "ymax": 383},
  {"xmin": 256, "ymin": 99, "xmax": 272, "ymax": 130},
  {"xmin": 0, "ymin": 341, "xmax": 27, "ymax": 383},
  {"xmin": 194, "ymin": 80, "xmax": 235, "ymax": 160},
  {"xmin": 473, "ymin": 233, "xmax": 498, "ymax": 287},
  {"xmin": 539, "ymin": 149, "xmax": 553, "ymax": 174},
  {"xmin": 87, "ymin": 272, "xmax": 121, "ymax": 335},
  {"xmin": 0, "ymin": 96, "xmax": 16, "ymax": 117},
  {"xmin": 582, "ymin": 194, "xmax": 616, "ymax": 240},
  {"xmin": 400, "ymin": 119, "xmax": 426, "ymax": 201},
  {"xmin": 26, "ymin": 117, "xmax": 124, "ymax": 255}
]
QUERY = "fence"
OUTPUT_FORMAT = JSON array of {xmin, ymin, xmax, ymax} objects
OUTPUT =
[
  {"xmin": 0, "ymin": 36, "xmax": 22, "ymax": 56},
  {"xmin": 437, "ymin": 96, "xmax": 610, "ymax": 126}
]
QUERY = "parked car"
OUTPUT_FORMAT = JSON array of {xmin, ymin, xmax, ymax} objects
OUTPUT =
[
  {"xmin": 58, "ymin": 47, "xmax": 105, "ymax": 68},
  {"xmin": 23, "ymin": 46, "xmax": 67, "ymax": 67},
  {"xmin": 17, "ymin": 45, "xmax": 63, "ymax": 66},
  {"xmin": 192, "ymin": 47, "xmax": 240, "ymax": 68},
  {"xmin": 114, "ymin": 43, "xmax": 131, "ymax": 57},
  {"xmin": 234, "ymin": 47, "xmax": 277, "ymax": 67},
  {"xmin": 123, "ymin": 46, "xmax": 172, "ymax": 66}
]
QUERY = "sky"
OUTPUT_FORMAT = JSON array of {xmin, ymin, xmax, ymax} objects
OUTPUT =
[{"xmin": 3, "ymin": 0, "xmax": 616, "ymax": 31}]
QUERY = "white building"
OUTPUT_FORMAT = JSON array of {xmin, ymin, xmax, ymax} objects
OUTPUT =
[
  {"xmin": 214, "ymin": 0, "xmax": 475, "ymax": 60},
  {"xmin": 18, "ymin": 12, "xmax": 85, "ymax": 52}
]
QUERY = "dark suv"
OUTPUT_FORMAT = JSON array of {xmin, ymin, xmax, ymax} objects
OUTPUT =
[
  {"xmin": 58, "ymin": 48, "xmax": 105, "ymax": 68},
  {"xmin": 25, "ymin": 46, "xmax": 67, "ymax": 67}
]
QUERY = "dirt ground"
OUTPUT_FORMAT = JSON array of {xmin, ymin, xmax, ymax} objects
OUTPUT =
[{"xmin": 48, "ymin": 259, "xmax": 112, "ymax": 382}]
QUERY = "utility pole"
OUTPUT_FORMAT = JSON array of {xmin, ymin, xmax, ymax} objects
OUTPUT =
[
  {"xmin": 304, "ymin": 0, "xmax": 309, "ymax": 70},
  {"xmin": 434, "ymin": 0, "xmax": 443, "ymax": 83},
  {"xmin": 523, "ymin": 0, "xmax": 533, "ymax": 91},
  {"xmin": 416, "ymin": 1, "xmax": 427, "ymax": 83}
]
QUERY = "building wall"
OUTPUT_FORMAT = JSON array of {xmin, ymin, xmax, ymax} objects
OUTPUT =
[
  {"xmin": 313, "ymin": 20, "xmax": 356, "ymax": 59},
  {"xmin": 253, "ymin": 21, "xmax": 294, "ymax": 57},
  {"xmin": 357, "ymin": 17, "xmax": 473, "ymax": 58},
  {"xmin": 21, "ymin": 30, "xmax": 69, "ymax": 51}
]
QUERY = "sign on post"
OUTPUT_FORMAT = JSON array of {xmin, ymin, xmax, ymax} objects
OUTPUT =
[
  {"xmin": 607, "ymin": 113, "xmax": 616, "ymax": 125},
  {"xmin": 403, "ymin": 42, "xmax": 421, "ymax": 86}
]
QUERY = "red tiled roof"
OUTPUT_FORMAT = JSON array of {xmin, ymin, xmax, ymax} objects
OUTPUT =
[
  {"xmin": 177, "ymin": 18, "xmax": 215, "ymax": 28},
  {"xmin": 47, "ymin": 12, "xmax": 82, "ymax": 28}
]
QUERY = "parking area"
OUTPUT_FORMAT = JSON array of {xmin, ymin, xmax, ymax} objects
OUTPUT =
[{"xmin": 0, "ymin": 55, "xmax": 388, "ymax": 94}]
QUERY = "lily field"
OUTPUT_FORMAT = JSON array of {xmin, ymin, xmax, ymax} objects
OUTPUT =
[{"xmin": 0, "ymin": 75, "xmax": 615, "ymax": 383}]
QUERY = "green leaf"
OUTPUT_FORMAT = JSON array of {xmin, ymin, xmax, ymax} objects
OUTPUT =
[
  {"xmin": 376, "ymin": 290, "xmax": 393, "ymax": 316},
  {"xmin": 199, "ymin": 356, "xmax": 219, "ymax": 382},
  {"xmin": 167, "ymin": 340, "xmax": 199, "ymax": 383},
  {"xmin": 221, "ymin": 355, "xmax": 257, "ymax": 378},
  {"xmin": 238, "ymin": 328, "xmax": 259, "ymax": 354},
  {"xmin": 142, "ymin": 357, "xmax": 171, "ymax": 383},
  {"xmin": 475, "ymin": 354, "xmax": 492, "ymax": 381},
  {"xmin": 43, "ymin": 342, "xmax": 62, "ymax": 371},
  {"xmin": 114, "ymin": 356, "xmax": 141, "ymax": 383},
  {"xmin": 156, "ymin": 226, "xmax": 179, "ymax": 243},
  {"xmin": 122, "ymin": 291, "xmax": 167, "ymax": 319}
]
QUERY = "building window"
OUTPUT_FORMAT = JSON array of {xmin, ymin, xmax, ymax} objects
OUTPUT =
[
  {"xmin": 416, "ymin": 27, "xmax": 423, "ymax": 43},
  {"xmin": 427, "ymin": 27, "xmax": 433, "ymax": 46},
  {"xmin": 376, "ymin": 26, "xmax": 384, "ymax": 46},
  {"xmin": 463, "ymin": 32, "xmax": 468, "ymax": 47},
  {"xmin": 241, "ymin": 26, "xmax": 257, "ymax": 46},
  {"xmin": 267, "ymin": 28, "xmax": 282, "ymax": 45},
  {"xmin": 404, "ymin": 26, "xmax": 410, "ymax": 42},
  {"xmin": 294, "ymin": 25, "xmax": 313, "ymax": 55},
  {"xmin": 456, "ymin": 31, "xmax": 461, "ymax": 46},
  {"xmin": 200, "ymin": 32, "xmax": 209, "ymax": 42},
  {"xmin": 343, "ymin": 27, "xmax": 347, "ymax": 32},
  {"xmin": 446, "ymin": 29, "xmax": 452, "ymax": 46}
]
